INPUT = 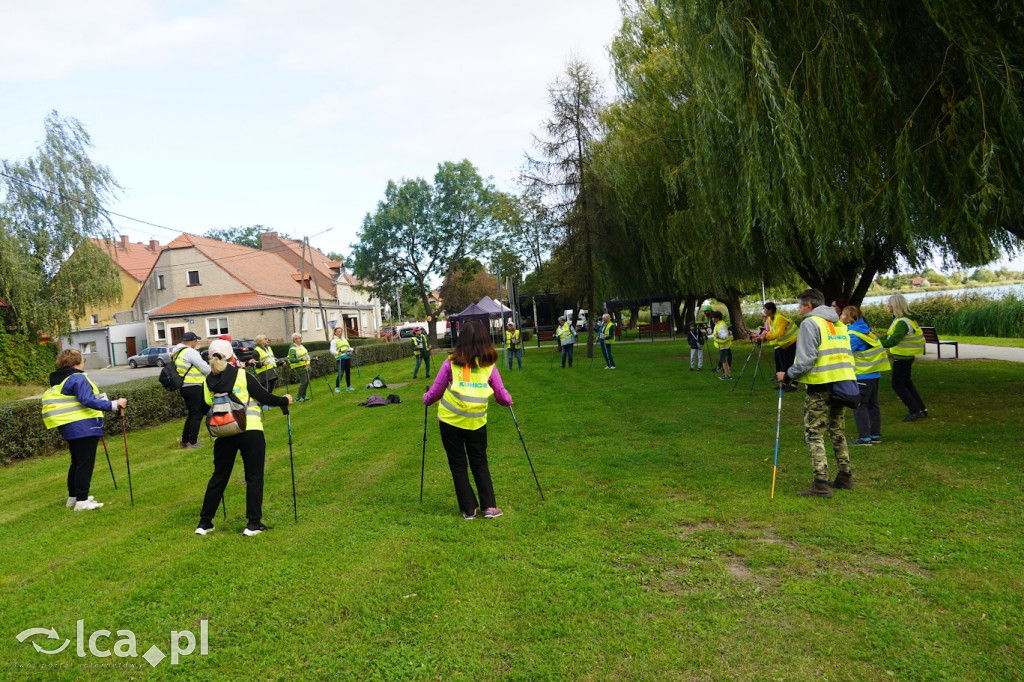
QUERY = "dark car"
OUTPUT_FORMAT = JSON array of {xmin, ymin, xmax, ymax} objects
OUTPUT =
[
  {"xmin": 200, "ymin": 339, "xmax": 256, "ymax": 363},
  {"xmin": 127, "ymin": 346, "xmax": 171, "ymax": 368}
]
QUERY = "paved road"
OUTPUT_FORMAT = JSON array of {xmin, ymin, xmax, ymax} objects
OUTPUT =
[
  {"xmin": 917, "ymin": 343, "xmax": 1024, "ymax": 363},
  {"xmin": 89, "ymin": 365, "xmax": 163, "ymax": 387}
]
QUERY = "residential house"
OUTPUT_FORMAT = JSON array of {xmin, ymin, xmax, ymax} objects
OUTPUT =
[
  {"xmin": 909, "ymin": 277, "xmax": 931, "ymax": 288},
  {"xmin": 133, "ymin": 233, "xmax": 356, "ymax": 348},
  {"xmin": 65, "ymin": 236, "xmax": 161, "ymax": 368}
]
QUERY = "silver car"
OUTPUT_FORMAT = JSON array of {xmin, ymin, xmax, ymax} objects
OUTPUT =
[{"xmin": 127, "ymin": 346, "xmax": 172, "ymax": 368}]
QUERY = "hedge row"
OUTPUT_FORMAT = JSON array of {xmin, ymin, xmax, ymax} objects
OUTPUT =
[
  {"xmin": 0, "ymin": 330, "xmax": 59, "ymax": 385},
  {"xmin": 0, "ymin": 340, "xmax": 416, "ymax": 465}
]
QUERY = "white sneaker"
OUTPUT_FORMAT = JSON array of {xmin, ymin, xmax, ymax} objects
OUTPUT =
[
  {"xmin": 67, "ymin": 495, "xmax": 95, "ymax": 508},
  {"xmin": 195, "ymin": 523, "xmax": 215, "ymax": 536},
  {"xmin": 73, "ymin": 499, "xmax": 104, "ymax": 511}
]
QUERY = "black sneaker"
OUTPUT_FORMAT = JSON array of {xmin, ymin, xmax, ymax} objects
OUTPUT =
[
  {"xmin": 871, "ymin": 436, "xmax": 882, "ymax": 444},
  {"xmin": 195, "ymin": 521, "xmax": 215, "ymax": 536},
  {"xmin": 243, "ymin": 523, "xmax": 271, "ymax": 536},
  {"xmin": 901, "ymin": 412, "xmax": 922, "ymax": 422}
]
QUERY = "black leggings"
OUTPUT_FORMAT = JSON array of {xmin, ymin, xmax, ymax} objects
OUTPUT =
[
  {"xmin": 336, "ymin": 357, "xmax": 351, "ymax": 388},
  {"xmin": 199, "ymin": 430, "xmax": 266, "ymax": 527},
  {"xmin": 67, "ymin": 436, "xmax": 99, "ymax": 501},
  {"xmin": 891, "ymin": 358, "xmax": 926, "ymax": 414}
]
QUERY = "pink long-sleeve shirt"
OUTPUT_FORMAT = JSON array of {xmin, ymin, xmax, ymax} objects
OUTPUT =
[{"xmin": 423, "ymin": 358, "xmax": 512, "ymax": 408}]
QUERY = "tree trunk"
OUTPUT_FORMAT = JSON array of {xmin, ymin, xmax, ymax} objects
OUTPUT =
[
  {"xmin": 719, "ymin": 290, "xmax": 750, "ymax": 339},
  {"xmin": 682, "ymin": 294, "xmax": 697, "ymax": 326},
  {"xmin": 628, "ymin": 305, "xmax": 640, "ymax": 329}
]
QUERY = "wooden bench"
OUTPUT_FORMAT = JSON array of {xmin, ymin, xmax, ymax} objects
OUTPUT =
[
  {"xmin": 637, "ymin": 323, "xmax": 670, "ymax": 334},
  {"xmin": 921, "ymin": 326, "xmax": 959, "ymax": 359}
]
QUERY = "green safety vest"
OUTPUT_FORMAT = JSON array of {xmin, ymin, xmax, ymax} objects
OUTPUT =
[
  {"xmin": 331, "ymin": 335, "xmax": 352, "ymax": 358},
  {"xmin": 288, "ymin": 344, "xmax": 309, "ymax": 369},
  {"xmin": 800, "ymin": 317, "xmax": 857, "ymax": 385},
  {"xmin": 850, "ymin": 330, "xmax": 892, "ymax": 375},
  {"xmin": 505, "ymin": 329, "xmax": 520, "ymax": 348},
  {"xmin": 253, "ymin": 346, "xmax": 276, "ymax": 375},
  {"xmin": 767, "ymin": 313, "xmax": 798, "ymax": 349},
  {"xmin": 887, "ymin": 317, "xmax": 925, "ymax": 357},
  {"xmin": 712, "ymin": 321, "xmax": 732, "ymax": 350},
  {"xmin": 438, "ymin": 363, "xmax": 495, "ymax": 430},
  {"xmin": 599, "ymin": 322, "xmax": 615, "ymax": 344},
  {"xmin": 175, "ymin": 347, "xmax": 204, "ymax": 386},
  {"xmin": 41, "ymin": 374, "xmax": 105, "ymax": 429},
  {"xmin": 204, "ymin": 368, "xmax": 263, "ymax": 433},
  {"xmin": 411, "ymin": 335, "xmax": 430, "ymax": 356}
]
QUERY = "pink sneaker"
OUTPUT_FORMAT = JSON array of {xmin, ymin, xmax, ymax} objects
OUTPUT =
[{"xmin": 483, "ymin": 507, "xmax": 503, "ymax": 519}]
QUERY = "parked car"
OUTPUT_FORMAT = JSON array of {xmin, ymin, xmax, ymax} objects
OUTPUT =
[
  {"xmin": 200, "ymin": 338, "xmax": 256, "ymax": 363},
  {"xmin": 127, "ymin": 346, "xmax": 171, "ymax": 368},
  {"xmin": 379, "ymin": 325, "xmax": 398, "ymax": 341}
]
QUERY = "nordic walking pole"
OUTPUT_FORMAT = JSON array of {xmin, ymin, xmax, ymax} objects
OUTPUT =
[
  {"xmin": 508, "ymin": 405, "xmax": 544, "ymax": 500},
  {"xmin": 120, "ymin": 408, "xmax": 133, "ymax": 506},
  {"xmin": 286, "ymin": 407, "xmax": 297, "ymax": 522},
  {"xmin": 770, "ymin": 384, "xmax": 783, "ymax": 499},
  {"xmin": 320, "ymin": 356, "xmax": 333, "ymax": 395},
  {"xmin": 420, "ymin": 385, "xmax": 429, "ymax": 503},
  {"xmin": 221, "ymin": 494, "xmax": 227, "ymax": 520},
  {"xmin": 99, "ymin": 437, "xmax": 117, "ymax": 490},
  {"xmin": 549, "ymin": 344, "xmax": 555, "ymax": 370}
]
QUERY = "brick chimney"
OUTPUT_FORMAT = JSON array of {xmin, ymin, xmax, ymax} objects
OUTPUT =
[
  {"xmin": 120, "ymin": 235, "xmax": 129, "ymax": 249},
  {"xmin": 149, "ymin": 239, "xmax": 160, "ymax": 252},
  {"xmin": 260, "ymin": 231, "xmax": 278, "ymax": 250}
]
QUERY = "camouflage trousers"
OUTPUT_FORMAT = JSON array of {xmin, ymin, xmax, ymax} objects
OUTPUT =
[{"xmin": 804, "ymin": 391, "xmax": 851, "ymax": 480}]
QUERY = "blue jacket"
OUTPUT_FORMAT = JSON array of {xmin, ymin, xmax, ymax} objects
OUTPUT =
[
  {"xmin": 848, "ymin": 317, "xmax": 882, "ymax": 380},
  {"xmin": 47, "ymin": 367, "xmax": 114, "ymax": 441}
]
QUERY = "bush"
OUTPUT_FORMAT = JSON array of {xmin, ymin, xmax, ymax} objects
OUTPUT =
[
  {"xmin": 0, "ymin": 376, "xmax": 186, "ymax": 465},
  {"xmin": 0, "ymin": 329, "xmax": 59, "ymax": 385},
  {"xmin": 522, "ymin": 329, "xmax": 533, "ymax": 343}
]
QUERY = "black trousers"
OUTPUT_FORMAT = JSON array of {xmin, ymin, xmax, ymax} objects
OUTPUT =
[
  {"xmin": 561, "ymin": 343, "xmax": 574, "ymax": 368},
  {"xmin": 891, "ymin": 358, "xmax": 926, "ymax": 414},
  {"xmin": 853, "ymin": 378, "xmax": 882, "ymax": 438},
  {"xmin": 335, "ymin": 357, "xmax": 351, "ymax": 388},
  {"xmin": 258, "ymin": 371, "xmax": 278, "ymax": 400},
  {"xmin": 67, "ymin": 436, "xmax": 99, "ymax": 500},
  {"xmin": 439, "ymin": 420, "xmax": 496, "ymax": 515},
  {"xmin": 199, "ymin": 430, "xmax": 266, "ymax": 527},
  {"xmin": 180, "ymin": 385, "xmax": 206, "ymax": 446},
  {"xmin": 774, "ymin": 344, "xmax": 796, "ymax": 375}
]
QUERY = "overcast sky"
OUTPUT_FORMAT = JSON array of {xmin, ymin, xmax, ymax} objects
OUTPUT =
[{"xmin": 1, "ymin": 0, "xmax": 622, "ymax": 257}]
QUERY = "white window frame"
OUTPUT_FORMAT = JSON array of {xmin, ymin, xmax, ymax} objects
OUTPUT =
[
  {"xmin": 156, "ymin": 274, "xmax": 166, "ymax": 290},
  {"xmin": 206, "ymin": 317, "xmax": 229, "ymax": 337},
  {"xmin": 154, "ymin": 321, "xmax": 166, "ymax": 341},
  {"xmin": 315, "ymin": 312, "xmax": 324, "ymax": 331},
  {"xmin": 300, "ymin": 311, "xmax": 309, "ymax": 332},
  {"xmin": 186, "ymin": 270, "xmax": 201, "ymax": 287},
  {"xmin": 80, "ymin": 341, "xmax": 97, "ymax": 354}
]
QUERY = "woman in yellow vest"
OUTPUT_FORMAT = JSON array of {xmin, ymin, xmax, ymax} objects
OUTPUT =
[
  {"xmin": 42, "ymin": 349, "xmax": 128, "ymax": 511},
  {"xmin": 505, "ymin": 321, "xmax": 522, "ymax": 371},
  {"xmin": 195, "ymin": 340, "xmax": 292, "ymax": 536},
  {"xmin": 597, "ymin": 313, "xmax": 617, "ymax": 369},
  {"xmin": 411, "ymin": 327, "xmax": 431, "ymax": 379},
  {"xmin": 330, "ymin": 325, "xmax": 356, "ymax": 391},
  {"xmin": 878, "ymin": 294, "xmax": 928, "ymax": 422},
  {"xmin": 252, "ymin": 334, "xmax": 281, "ymax": 409},
  {"xmin": 842, "ymin": 305, "xmax": 890, "ymax": 445},
  {"xmin": 423, "ymin": 320, "xmax": 513, "ymax": 520},
  {"xmin": 555, "ymin": 316, "xmax": 577, "ymax": 368},
  {"xmin": 287, "ymin": 333, "xmax": 311, "ymax": 402},
  {"xmin": 754, "ymin": 302, "xmax": 798, "ymax": 387}
]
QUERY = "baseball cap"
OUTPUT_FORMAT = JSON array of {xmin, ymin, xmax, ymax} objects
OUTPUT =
[
  {"xmin": 208, "ymin": 339, "xmax": 233, "ymax": 360},
  {"xmin": 182, "ymin": 331, "xmax": 200, "ymax": 342},
  {"xmin": 701, "ymin": 304, "xmax": 713, "ymax": 311}
]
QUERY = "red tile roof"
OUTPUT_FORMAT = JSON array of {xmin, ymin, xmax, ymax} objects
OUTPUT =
[
  {"xmin": 149, "ymin": 293, "xmax": 297, "ymax": 317},
  {"xmin": 90, "ymin": 237, "xmax": 161, "ymax": 282}
]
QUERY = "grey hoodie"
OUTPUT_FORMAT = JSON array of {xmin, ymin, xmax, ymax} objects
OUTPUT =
[{"xmin": 786, "ymin": 305, "xmax": 839, "ymax": 381}]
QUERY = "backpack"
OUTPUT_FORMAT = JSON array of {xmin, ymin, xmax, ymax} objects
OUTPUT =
[
  {"xmin": 362, "ymin": 395, "xmax": 388, "ymax": 407},
  {"xmin": 368, "ymin": 375, "xmax": 387, "ymax": 389},
  {"xmin": 206, "ymin": 390, "xmax": 248, "ymax": 437},
  {"xmin": 386, "ymin": 394, "xmax": 401, "ymax": 404},
  {"xmin": 159, "ymin": 349, "xmax": 191, "ymax": 391}
]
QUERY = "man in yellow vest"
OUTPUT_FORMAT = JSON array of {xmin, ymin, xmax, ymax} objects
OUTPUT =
[
  {"xmin": 776, "ymin": 289, "xmax": 857, "ymax": 498},
  {"xmin": 171, "ymin": 331, "xmax": 211, "ymax": 449}
]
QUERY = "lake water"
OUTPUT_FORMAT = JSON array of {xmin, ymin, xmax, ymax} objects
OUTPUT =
[{"xmin": 769, "ymin": 283, "xmax": 1024, "ymax": 313}]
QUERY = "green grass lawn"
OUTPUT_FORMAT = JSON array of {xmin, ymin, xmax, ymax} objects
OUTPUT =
[
  {"xmin": 2, "ymin": 341, "xmax": 1023, "ymax": 679},
  {"xmin": 0, "ymin": 383, "xmax": 48, "ymax": 402},
  {"xmin": 943, "ymin": 335, "xmax": 1024, "ymax": 348}
]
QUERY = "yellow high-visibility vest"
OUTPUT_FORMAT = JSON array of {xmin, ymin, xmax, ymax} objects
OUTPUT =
[
  {"xmin": 712, "ymin": 321, "xmax": 732, "ymax": 349},
  {"xmin": 600, "ymin": 322, "xmax": 615, "ymax": 344},
  {"xmin": 204, "ymin": 368, "xmax": 263, "ymax": 433},
  {"xmin": 331, "ymin": 336, "xmax": 352, "ymax": 358},
  {"xmin": 850, "ymin": 330, "xmax": 892, "ymax": 375},
  {"xmin": 556, "ymin": 323, "xmax": 575, "ymax": 346},
  {"xmin": 505, "ymin": 329, "xmax": 520, "ymax": 347},
  {"xmin": 411, "ymin": 335, "xmax": 430, "ymax": 356},
  {"xmin": 41, "ymin": 375, "xmax": 104, "ymax": 429},
  {"xmin": 887, "ymin": 317, "xmax": 925, "ymax": 357},
  {"xmin": 767, "ymin": 313, "xmax": 798, "ymax": 348},
  {"xmin": 800, "ymin": 317, "xmax": 857, "ymax": 385},
  {"xmin": 289, "ymin": 344, "xmax": 309, "ymax": 369},
  {"xmin": 438, "ymin": 363, "xmax": 494, "ymax": 430},
  {"xmin": 254, "ymin": 346, "xmax": 277, "ymax": 375},
  {"xmin": 175, "ymin": 347, "xmax": 204, "ymax": 386}
]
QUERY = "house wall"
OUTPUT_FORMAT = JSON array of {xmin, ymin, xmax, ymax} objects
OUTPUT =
[
  {"xmin": 76, "ymin": 269, "xmax": 140, "ymax": 327},
  {"xmin": 134, "ymin": 247, "xmax": 250, "ymax": 320}
]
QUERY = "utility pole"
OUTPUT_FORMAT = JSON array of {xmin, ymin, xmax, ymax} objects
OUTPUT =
[{"xmin": 306, "ymin": 236, "xmax": 333, "ymax": 343}]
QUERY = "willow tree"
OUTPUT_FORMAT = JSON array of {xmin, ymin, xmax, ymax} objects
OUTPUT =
[
  {"xmin": 645, "ymin": 0, "xmax": 1023, "ymax": 304},
  {"xmin": 0, "ymin": 111, "xmax": 122, "ymax": 339},
  {"xmin": 524, "ymin": 58, "xmax": 606, "ymax": 353}
]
